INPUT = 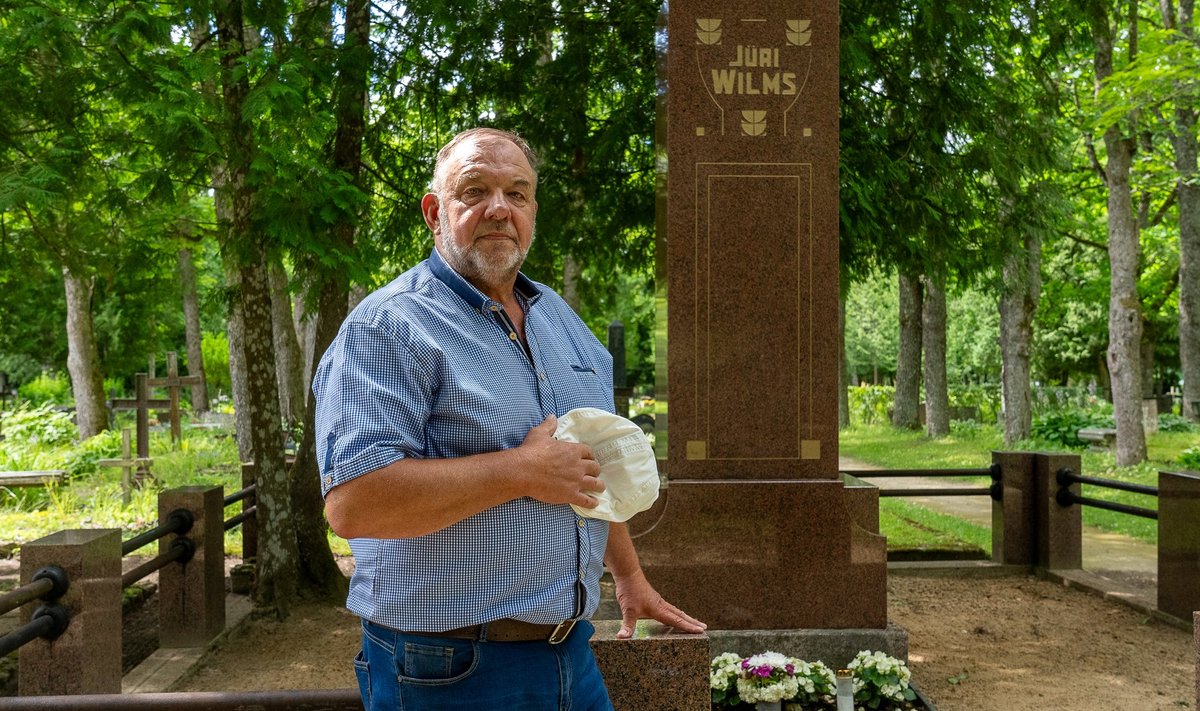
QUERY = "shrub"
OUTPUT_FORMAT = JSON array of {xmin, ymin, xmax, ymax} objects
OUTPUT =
[
  {"xmin": 1158, "ymin": 413, "xmax": 1198, "ymax": 433},
  {"xmin": 1, "ymin": 403, "xmax": 78, "ymax": 448},
  {"xmin": 1179, "ymin": 446, "xmax": 1200, "ymax": 472},
  {"xmin": 1031, "ymin": 409, "xmax": 1113, "ymax": 448},
  {"xmin": 18, "ymin": 372, "xmax": 72, "ymax": 405},
  {"xmin": 849, "ymin": 385, "xmax": 894, "ymax": 425},
  {"xmin": 201, "ymin": 332, "xmax": 231, "ymax": 397}
]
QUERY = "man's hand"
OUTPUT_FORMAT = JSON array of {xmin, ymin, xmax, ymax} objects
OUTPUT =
[
  {"xmin": 515, "ymin": 416, "xmax": 606, "ymax": 509},
  {"xmin": 613, "ymin": 568, "xmax": 707, "ymax": 639}
]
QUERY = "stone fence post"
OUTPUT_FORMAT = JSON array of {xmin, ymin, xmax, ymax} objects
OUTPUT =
[
  {"xmin": 990, "ymin": 451, "xmax": 1082, "ymax": 570},
  {"xmin": 991, "ymin": 451, "xmax": 1037, "ymax": 565},
  {"xmin": 157, "ymin": 486, "xmax": 225, "ymax": 647},
  {"xmin": 19, "ymin": 529, "xmax": 122, "ymax": 695},
  {"xmin": 1157, "ymin": 471, "xmax": 1200, "ymax": 620}
]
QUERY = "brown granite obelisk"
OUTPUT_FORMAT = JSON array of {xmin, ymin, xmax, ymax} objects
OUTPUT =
[{"xmin": 631, "ymin": 0, "xmax": 888, "ymax": 631}]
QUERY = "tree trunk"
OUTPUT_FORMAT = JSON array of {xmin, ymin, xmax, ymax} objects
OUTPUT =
[
  {"xmin": 286, "ymin": 0, "xmax": 372, "ymax": 603},
  {"xmin": 268, "ymin": 258, "xmax": 305, "ymax": 428},
  {"xmin": 224, "ymin": 255, "xmax": 254, "ymax": 463},
  {"xmin": 838, "ymin": 293, "xmax": 850, "ymax": 428},
  {"xmin": 1164, "ymin": 0, "xmax": 1200, "ymax": 419},
  {"xmin": 893, "ymin": 272, "xmax": 923, "ymax": 429},
  {"xmin": 921, "ymin": 275, "xmax": 949, "ymax": 437},
  {"xmin": 178, "ymin": 247, "xmax": 209, "ymax": 414},
  {"xmin": 1092, "ymin": 4, "xmax": 1147, "ymax": 465},
  {"xmin": 216, "ymin": 0, "xmax": 298, "ymax": 617},
  {"xmin": 62, "ymin": 267, "xmax": 108, "ymax": 438},
  {"xmin": 562, "ymin": 253, "xmax": 582, "ymax": 312},
  {"xmin": 293, "ymin": 288, "xmax": 318, "ymax": 402},
  {"xmin": 999, "ymin": 234, "xmax": 1040, "ymax": 445}
]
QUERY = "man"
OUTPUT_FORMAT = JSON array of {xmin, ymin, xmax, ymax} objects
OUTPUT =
[{"xmin": 314, "ymin": 127, "xmax": 704, "ymax": 710}]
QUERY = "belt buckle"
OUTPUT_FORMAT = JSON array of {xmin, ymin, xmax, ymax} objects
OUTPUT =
[{"xmin": 548, "ymin": 619, "xmax": 576, "ymax": 645}]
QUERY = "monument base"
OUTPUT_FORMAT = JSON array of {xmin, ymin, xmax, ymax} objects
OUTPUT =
[
  {"xmin": 628, "ymin": 480, "xmax": 888, "ymax": 629},
  {"xmin": 707, "ymin": 623, "xmax": 910, "ymax": 669}
]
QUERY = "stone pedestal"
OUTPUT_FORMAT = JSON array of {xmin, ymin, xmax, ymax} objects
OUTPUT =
[
  {"xmin": 591, "ymin": 621, "xmax": 710, "ymax": 711},
  {"xmin": 19, "ymin": 529, "xmax": 122, "ymax": 695},
  {"xmin": 646, "ymin": 0, "xmax": 887, "ymax": 637},
  {"xmin": 991, "ymin": 451, "xmax": 1037, "ymax": 565},
  {"xmin": 1158, "ymin": 471, "xmax": 1200, "ymax": 620},
  {"xmin": 990, "ymin": 451, "xmax": 1082, "ymax": 570},
  {"xmin": 630, "ymin": 480, "xmax": 886, "ymax": 630},
  {"xmin": 157, "ymin": 486, "xmax": 225, "ymax": 647}
]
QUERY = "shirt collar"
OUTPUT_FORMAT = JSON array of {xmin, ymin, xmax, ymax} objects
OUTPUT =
[{"xmin": 427, "ymin": 247, "xmax": 542, "ymax": 311}]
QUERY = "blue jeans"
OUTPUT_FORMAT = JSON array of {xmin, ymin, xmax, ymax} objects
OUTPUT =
[{"xmin": 355, "ymin": 619, "xmax": 615, "ymax": 711}]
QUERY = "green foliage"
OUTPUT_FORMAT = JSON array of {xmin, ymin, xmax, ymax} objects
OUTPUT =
[
  {"xmin": 1178, "ymin": 447, "xmax": 1200, "ymax": 471},
  {"xmin": 17, "ymin": 372, "xmax": 72, "ymax": 406},
  {"xmin": 848, "ymin": 385, "xmax": 894, "ymax": 425},
  {"xmin": 201, "ymin": 332, "xmax": 232, "ymax": 397},
  {"xmin": 1157, "ymin": 413, "xmax": 1198, "ymax": 433},
  {"xmin": 948, "ymin": 384, "xmax": 1001, "ymax": 424},
  {"xmin": 1031, "ymin": 409, "xmax": 1114, "ymax": 448},
  {"xmin": 848, "ymin": 651, "xmax": 917, "ymax": 709},
  {"xmin": 0, "ymin": 402, "xmax": 77, "ymax": 448}
]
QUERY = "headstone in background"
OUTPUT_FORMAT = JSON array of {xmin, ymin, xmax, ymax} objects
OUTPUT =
[{"xmin": 632, "ymin": 0, "xmax": 890, "ymax": 632}]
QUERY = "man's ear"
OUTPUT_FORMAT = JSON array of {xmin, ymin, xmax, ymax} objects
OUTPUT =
[{"xmin": 421, "ymin": 193, "xmax": 440, "ymax": 232}]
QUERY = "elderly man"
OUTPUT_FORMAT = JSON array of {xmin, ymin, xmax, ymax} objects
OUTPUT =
[{"xmin": 314, "ymin": 127, "xmax": 704, "ymax": 710}]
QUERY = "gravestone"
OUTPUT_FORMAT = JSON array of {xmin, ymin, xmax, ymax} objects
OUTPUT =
[{"xmin": 630, "ymin": 0, "xmax": 890, "ymax": 632}]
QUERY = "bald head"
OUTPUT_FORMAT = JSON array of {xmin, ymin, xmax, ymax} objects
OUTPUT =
[{"xmin": 431, "ymin": 128, "xmax": 539, "ymax": 198}]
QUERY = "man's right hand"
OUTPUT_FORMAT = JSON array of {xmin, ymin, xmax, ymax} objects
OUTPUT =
[{"xmin": 515, "ymin": 415, "xmax": 606, "ymax": 509}]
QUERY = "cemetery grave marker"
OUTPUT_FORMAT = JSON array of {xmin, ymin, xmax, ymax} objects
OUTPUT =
[
  {"xmin": 109, "ymin": 373, "xmax": 168, "ymax": 485},
  {"xmin": 147, "ymin": 352, "xmax": 203, "ymax": 445},
  {"xmin": 97, "ymin": 428, "xmax": 152, "ymax": 504}
]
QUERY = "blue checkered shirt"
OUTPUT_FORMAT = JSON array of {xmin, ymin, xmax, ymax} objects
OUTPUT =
[{"xmin": 313, "ymin": 248, "xmax": 614, "ymax": 632}]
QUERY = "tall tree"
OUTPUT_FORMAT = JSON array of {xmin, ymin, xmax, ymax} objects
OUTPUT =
[
  {"xmin": 213, "ymin": 0, "xmax": 298, "ymax": 614},
  {"xmin": 1089, "ymin": 0, "xmax": 1147, "ymax": 464}
]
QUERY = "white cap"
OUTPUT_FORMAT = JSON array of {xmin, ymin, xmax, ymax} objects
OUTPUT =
[{"xmin": 553, "ymin": 407, "xmax": 660, "ymax": 522}]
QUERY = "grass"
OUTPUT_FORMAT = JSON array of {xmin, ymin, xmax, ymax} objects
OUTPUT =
[
  {"xmin": 841, "ymin": 420, "xmax": 1199, "ymax": 548},
  {"xmin": 879, "ymin": 498, "xmax": 991, "ymax": 555}
]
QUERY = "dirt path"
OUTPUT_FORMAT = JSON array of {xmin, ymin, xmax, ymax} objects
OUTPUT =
[{"xmin": 174, "ymin": 567, "xmax": 1195, "ymax": 711}]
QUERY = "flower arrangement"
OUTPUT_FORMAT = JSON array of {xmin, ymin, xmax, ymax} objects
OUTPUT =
[
  {"xmin": 846, "ymin": 650, "xmax": 917, "ymax": 709},
  {"xmin": 711, "ymin": 650, "xmax": 921, "ymax": 711}
]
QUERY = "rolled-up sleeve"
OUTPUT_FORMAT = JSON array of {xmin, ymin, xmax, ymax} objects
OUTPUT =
[{"xmin": 313, "ymin": 319, "xmax": 434, "ymax": 497}]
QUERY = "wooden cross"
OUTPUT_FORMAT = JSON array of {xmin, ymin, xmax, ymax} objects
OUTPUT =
[
  {"xmin": 147, "ymin": 352, "xmax": 202, "ymax": 445},
  {"xmin": 110, "ymin": 373, "xmax": 169, "ymax": 460},
  {"xmin": 97, "ymin": 428, "xmax": 152, "ymax": 503}
]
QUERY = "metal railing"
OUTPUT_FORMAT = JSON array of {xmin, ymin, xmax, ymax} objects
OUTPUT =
[
  {"xmin": 0, "ymin": 566, "xmax": 70, "ymax": 657},
  {"xmin": 844, "ymin": 464, "xmax": 1002, "ymax": 500},
  {"xmin": 1054, "ymin": 467, "xmax": 1159, "ymax": 520},
  {"xmin": 223, "ymin": 482, "xmax": 256, "ymax": 532}
]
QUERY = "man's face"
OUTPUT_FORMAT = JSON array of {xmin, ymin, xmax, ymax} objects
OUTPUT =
[{"xmin": 423, "ymin": 135, "xmax": 538, "ymax": 292}]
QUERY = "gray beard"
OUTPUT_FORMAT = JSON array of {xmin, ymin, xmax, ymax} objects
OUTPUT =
[{"xmin": 438, "ymin": 210, "xmax": 532, "ymax": 289}]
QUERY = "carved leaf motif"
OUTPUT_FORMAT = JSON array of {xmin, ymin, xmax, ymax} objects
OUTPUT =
[
  {"xmin": 696, "ymin": 18, "xmax": 722, "ymax": 45},
  {"xmin": 786, "ymin": 19, "xmax": 812, "ymax": 46},
  {"xmin": 741, "ymin": 110, "xmax": 767, "ymax": 136}
]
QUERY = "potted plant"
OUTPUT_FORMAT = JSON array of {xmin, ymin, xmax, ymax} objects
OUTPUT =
[{"xmin": 711, "ymin": 650, "xmax": 928, "ymax": 711}]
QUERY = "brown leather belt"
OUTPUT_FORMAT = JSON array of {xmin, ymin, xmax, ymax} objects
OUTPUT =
[{"xmin": 402, "ymin": 619, "xmax": 578, "ymax": 645}]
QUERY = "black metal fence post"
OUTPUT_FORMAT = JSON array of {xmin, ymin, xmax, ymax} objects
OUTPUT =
[
  {"xmin": 18, "ymin": 529, "xmax": 122, "ymax": 695},
  {"xmin": 157, "ymin": 486, "xmax": 225, "ymax": 647}
]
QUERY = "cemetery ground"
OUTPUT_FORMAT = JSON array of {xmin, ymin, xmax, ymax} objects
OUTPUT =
[{"xmin": 1, "ymin": 411, "xmax": 1198, "ymax": 708}]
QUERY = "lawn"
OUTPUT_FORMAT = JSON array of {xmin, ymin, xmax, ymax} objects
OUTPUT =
[{"xmin": 840, "ymin": 421, "xmax": 1197, "ymax": 549}]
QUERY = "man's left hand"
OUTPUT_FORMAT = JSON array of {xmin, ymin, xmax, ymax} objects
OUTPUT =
[{"xmin": 613, "ymin": 569, "xmax": 707, "ymax": 639}]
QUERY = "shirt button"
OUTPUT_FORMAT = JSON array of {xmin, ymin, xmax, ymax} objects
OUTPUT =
[
  {"xmin": 489, "ymin": 304, "xmax": 500, "ymax": 311},
  {"xmin": 323, "ymin": 476, "xmax": 332, "ymax": 485},
  {"xmin": 577, "ymin": 520, "xmax": 585, "ymax": 528},
  {"xmin": 509, "ymin": 332, "xmax": 518, "ymax": 341},
  {"xmin": 538, "ymin": 371, "xmax": 546, "ymax": 380}
]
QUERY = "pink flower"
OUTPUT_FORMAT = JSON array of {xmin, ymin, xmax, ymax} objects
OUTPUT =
[
  {"xmin": 785, "ymin": 664, "xmax": 795, "ymax": 674},
  {"xmin": 755, "ymin": 665, "xmax": 772, "ymax": 678}
]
